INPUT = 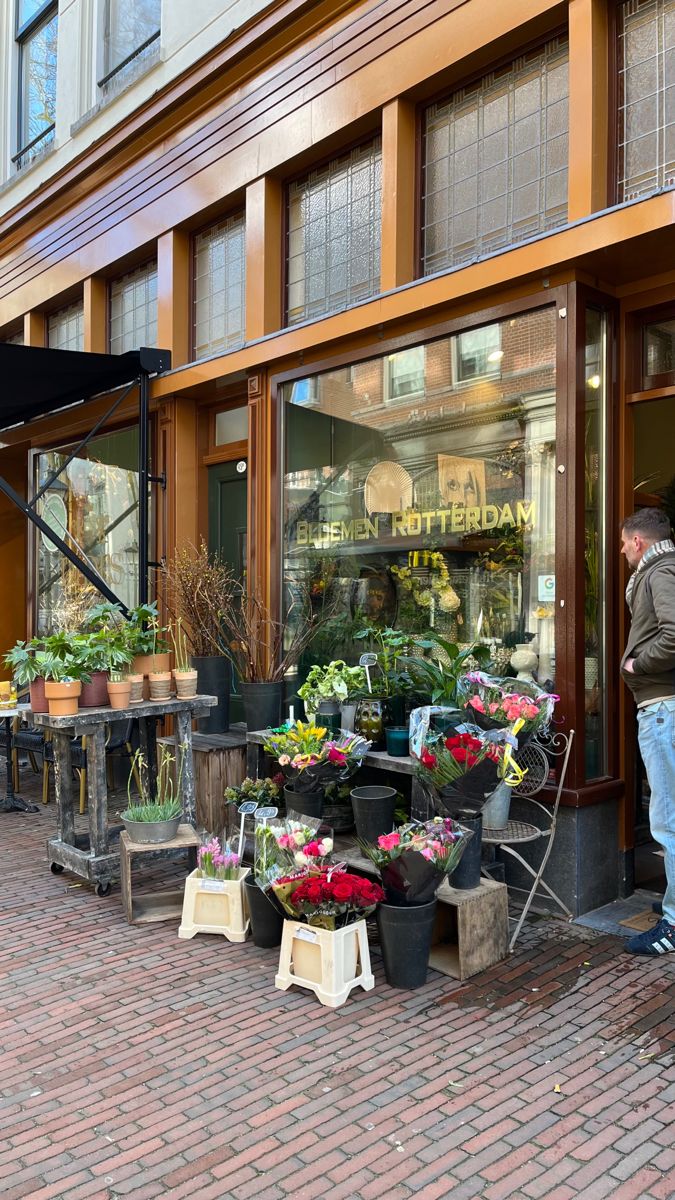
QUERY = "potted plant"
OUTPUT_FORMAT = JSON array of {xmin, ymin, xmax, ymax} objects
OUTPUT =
[
  {"xmin": 359, "ymin": 818, "xmax": 472, "ymax": 989},
  {"xmin": 401, "ymin": 635, "xmax": 491, "ymax": 713},
  {"xmin": 178, "ymin": 835, "xmax": 249, "ymax": 942},
  {"xmin": 4, "ymin": 640, "xmax": 50, "ymax": 712},
  {"xmin": 170, "ymin": 618, "xmax": 198, "ymax": 699},
  {"xmin": 107, "ymin": 669, "xmax": 132, "ymax": 710},
  {"xmin": 164, "ymin": 542, "xmax": 233, "ymax": 732},
  {"xmin": 80, "ymin": 605, "xmax": 136, "ymax": 705},
  {"xmin": 120, "ymin": 746, "xmax": 183, "ymax": 843},
  {"xmin": 353, "ymin": 627, "xmax": 418, "ymax": 746},
  {"xmin": 147, "ymin": 617, "xmax": 172, "ymax": 701},
  {"xmin": 297, "ymin": 660, "xmax": 366, "ymax": 730},
  {"xmin": 272, "ymin": 865, "xmax": 382, "ymax": 1007},
  {"xmin": 124, "ymin": 602, "xmax": 171, "ymax": 700},
  {"xmin": 42, "ymin": 652, "xmax": 89, "ymax": 717}
]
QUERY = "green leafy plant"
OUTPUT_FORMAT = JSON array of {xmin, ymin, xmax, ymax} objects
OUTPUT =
[
  {"xmin": 4, "ymin": 640, "xmax": 48, "ymax": 686},
  {"xmin": 39, "ymin": 652, "xmax": 90, "ymax": 684},
  {"xmin": 354, "ymin": 626, "xmax": 416, "ymax": 698},
  {"xmin": 401, "ymin": 635, "xmax": 490, "ymax": 706},
  {"xmin": 121, "ymin": 746, "xmax": 183, "ymax": 821},
  {"xmin": 124, "ymin": 603, "xmax": 169, "ymax": 657},
  {"xmin": 297, "ymin": 660, "xmax": 366, "ymax": 710}
]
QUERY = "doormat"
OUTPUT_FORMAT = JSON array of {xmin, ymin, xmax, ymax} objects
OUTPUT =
[{"xmin": 619, "ymin": 910, "xmax": 658, "ymax": 932}]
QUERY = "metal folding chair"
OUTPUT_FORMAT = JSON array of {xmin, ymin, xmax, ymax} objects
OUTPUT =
[{"xmin": 481, "ymin": 728, "xmax": 575, "ymax": 950}]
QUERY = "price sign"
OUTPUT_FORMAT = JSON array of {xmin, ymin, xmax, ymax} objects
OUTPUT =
[
  {"xmin": 294, "ymin": 926, "xmax": 319, "ymax": 943},
  {"xmin": 238, "ymin": 801, "xmax": 258, "ymax": 815},
  {"xmin": 199, "ymin": 879, "xmax": 227, "ymax": 893},
  {"xmin": 255, "ymin": 807, "xmax": 278, "ymax": 821}
]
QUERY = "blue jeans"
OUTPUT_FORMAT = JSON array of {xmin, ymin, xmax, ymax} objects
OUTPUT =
[{"xmin": 637, "ymin": 698, "xmax": 675, "ymax": 926}]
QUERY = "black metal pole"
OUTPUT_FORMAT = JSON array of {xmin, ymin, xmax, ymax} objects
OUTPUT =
[{"xmin": 139, "ymin": 371, "xmax": 149, "ymax": 607}]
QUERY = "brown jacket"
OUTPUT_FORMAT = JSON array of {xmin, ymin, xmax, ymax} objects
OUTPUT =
[{"xmin": 621, "ymin": 550, "xmax": 675, "ymax": 705}]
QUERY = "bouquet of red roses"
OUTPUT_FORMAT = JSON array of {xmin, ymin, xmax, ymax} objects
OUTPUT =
[
  {"xmin": 271, "ymin": 866, "xmax": 384, "ymax": 930},
  {"xmin": 418, "ymin": 730, "xmax": 503, "ymax": 807}
]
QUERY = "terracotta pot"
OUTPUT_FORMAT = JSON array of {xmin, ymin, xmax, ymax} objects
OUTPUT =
[
  {"xmin": 127, "ymin": 674, "xmax": 144, "ymax": 704},
  {"xmin": 80, "ymin": 670, "xmax": 110, "ymax": 708},
  {"xmin": 131, "ymin": 653, "xmax": 171, "ymax": 700},
  {"xmin": 149, "ymin": 671, "xmax": 172, "ymax": 701},
  {"xmin": 29, "ymin": 676, "xmax": 48, "ymax": 714},
  {"xmin": 173, "ymin": 668, "xmax": 198, "ymax": 699},
  {"xmin": 44, "ymin": 680, "xmax": 82, "ymax": 717},
  {"xmin": 107, "ymin": 680, "xmax": 132, "ymax": 710}
]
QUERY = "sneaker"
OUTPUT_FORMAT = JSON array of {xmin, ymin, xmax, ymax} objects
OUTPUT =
[
  {"xmin": 625, "ymin": 918, "xmax": 675, "ymax": 956},
  {"xmin": 652, "ymin": 900, "xmax": 663, "ymax": 916}
]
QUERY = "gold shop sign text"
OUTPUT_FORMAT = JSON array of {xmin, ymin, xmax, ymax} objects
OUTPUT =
[{"xmin": 295, "ymin": 501, "xmax": 535, "ymax": 547}]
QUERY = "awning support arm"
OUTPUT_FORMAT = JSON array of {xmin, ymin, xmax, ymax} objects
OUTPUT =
[
  {"xmin": 0, "ymin": 474, "xmax": 129, "ymax": 615},
  {"xmin": 29, "ymin": 379, "xmax": 137, "ymax": 509}
]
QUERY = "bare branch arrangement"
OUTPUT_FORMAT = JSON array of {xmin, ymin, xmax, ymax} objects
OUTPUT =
[{"xmin": 164, "ymin": 541, "xmax": 326, "ymax": 680}]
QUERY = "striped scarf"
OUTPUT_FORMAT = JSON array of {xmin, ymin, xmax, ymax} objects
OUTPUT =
[{"xmin": 625, "ymin": 539, "xmax": 675, "ymax": 611}]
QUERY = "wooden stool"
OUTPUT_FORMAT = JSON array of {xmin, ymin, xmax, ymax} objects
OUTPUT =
[
  {"xmin": 120, "ymin": 824, "xmax": 201, "ymax": 925},
  {"xmin": 275, "ymin": 918, "xmax": 374, "ymax": 1008},
  {"xmin": 429, "ymin": 877, "xmax": 509, "ymax": 980}
]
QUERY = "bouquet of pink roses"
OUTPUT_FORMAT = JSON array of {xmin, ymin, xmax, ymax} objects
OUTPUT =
[
  {"xmin": 359, "ymin": 817, "xmax": 473, "ymax": 905},
  {"xmin": 458, "ymin": 670, "xmax": 558, "ymax": 746}
]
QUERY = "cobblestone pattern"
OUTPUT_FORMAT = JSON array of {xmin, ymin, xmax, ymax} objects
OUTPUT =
[{"xmin": 1, "ymin": 804, "xmax": 674, "ymax": 1200}]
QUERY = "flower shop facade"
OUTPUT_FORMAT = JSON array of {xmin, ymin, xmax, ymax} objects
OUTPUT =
[{"xmin": 1, "ymin": 0, "xmax": 675, "ymax": 914}]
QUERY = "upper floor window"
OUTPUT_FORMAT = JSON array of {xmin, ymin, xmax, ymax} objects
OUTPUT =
[
  {"xmin": 386, "ymin": 347, "xmax": 425, "ymax": 401},
  {"xmin": 100, "ymin": 0, "xmax": 161, "ymax": 91},
  {"xmin": 48, "ymin": 301, "xmax": 84, "ymax": 352},
  {"xmin": 422, "ymin": 37, "xmax": 569, "ymax": 274},
  {"xmin": 287, "ymin": 138, "xmax": 382, "ymax": 326},
  {"xmin": 109, "ymin": 262, "xmax": 157, "ymax": 354},
  {"xmin": 455, "ymin": 324, "xmax": 502, "ymax": 382},
  {"xmin": 618, "ymin": 0, "xmax": 675, "ymax": 201},
  {"xmin": 194, "ymin": 214, "xmax": 246, "ymax": 360},
  {"xmin": 15, "ymin": 0, "xmax": 58, "ymax": 170}
]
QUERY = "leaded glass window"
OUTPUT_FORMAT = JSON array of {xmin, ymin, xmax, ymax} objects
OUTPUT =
[
  {"xmin": 287, "ymin": 139, "xmax": 382, "ymax": 325},
  {"xmin": 109, "ymin": 262, "xmax": 157, "ymax": 355},
  {"xmin": 618, "ymin": 0, "xmax": 675, "ymax": 200},
  {"xmin": 422, "ymin": 38, "xmax": 569, "ymax": 273},
  {"xmin": 48, "ymin": 301, "xmax": 84, "ymax": 352},
  {"xmin": 194, "ymin": 215, "xmax": 246, "ymax": 359}
]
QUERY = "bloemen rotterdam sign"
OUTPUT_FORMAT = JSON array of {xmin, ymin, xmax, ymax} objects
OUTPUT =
[{"xmin": 294, "ymin": 500, "xmax": 536, "ymax": 547}]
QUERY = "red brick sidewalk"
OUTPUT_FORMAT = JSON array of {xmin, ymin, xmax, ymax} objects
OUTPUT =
[{"xmin": 1, "ymin": 806, "xmax": 674, "ymax": 1200}]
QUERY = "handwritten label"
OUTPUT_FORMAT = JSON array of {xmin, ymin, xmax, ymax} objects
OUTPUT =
[
  {"xmin": 256, "ymin": 806, "xmax": 278, "ymax": 820},
  {"xmin": 238, "ymin": 801, "xmax": 258, "ymax": 815},
  {"xmin": 294, "ymin": 926, "xmax": 319, "ymax": 943}
]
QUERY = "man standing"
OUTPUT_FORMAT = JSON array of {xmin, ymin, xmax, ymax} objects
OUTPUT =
[{"xmin": 620, "ymin": 508, "xmax": 675, "ymax": 955}]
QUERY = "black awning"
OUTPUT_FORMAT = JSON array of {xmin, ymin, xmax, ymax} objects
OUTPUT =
[{"xmin": 0, "ymin": 344, "xmax": 170, "ymax": 429}]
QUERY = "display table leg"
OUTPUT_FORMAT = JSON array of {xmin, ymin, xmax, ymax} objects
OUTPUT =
[
  {"xmin": 52, "ymin": 731, "xmax": 75, "ymax": 842},
  {"xmin": 86, "ymin": 726, "xmax": 109, "ymax": 857},
  {"xmin": 175, "ymin": 709, "xmax": 195, "ymax": 826}
]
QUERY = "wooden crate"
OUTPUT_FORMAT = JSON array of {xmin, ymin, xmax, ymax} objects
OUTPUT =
[
  {"xmin": 159, "ymin": 731, "xmax": 247, "ymax": 833},
  {"xmin": 119, "ymin": 825, "xmax": 201, "ymax": 925},
  {"xmin": 429, "ymin": 878, "xmax": 509, "ymax": 980}
]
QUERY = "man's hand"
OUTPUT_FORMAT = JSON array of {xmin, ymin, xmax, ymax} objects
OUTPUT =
[{"xmin": 624, "ymin": 657, "xmax": 635, "ymax": 673}]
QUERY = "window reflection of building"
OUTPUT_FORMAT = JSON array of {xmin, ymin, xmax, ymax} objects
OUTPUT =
[{"xmin": 283, "ymin": 307, "xmax": 557, "ymax": 672}]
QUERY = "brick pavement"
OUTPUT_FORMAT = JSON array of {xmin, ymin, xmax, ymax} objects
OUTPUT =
[{"xmin": 1, "ymin": 802, "xmax": 674, "ymax": 1200}]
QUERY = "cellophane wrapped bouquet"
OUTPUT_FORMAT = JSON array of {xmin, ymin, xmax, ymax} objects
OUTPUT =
[
  {"xmin": 358, "ymin": 817, "xmax": 473, "ymax": 905},
  {"xmin": 458, "ymin": 670, "xmax": 559, "ymax": 748},
  {"xmin": 254, "ymin": 815, "xmax": 334, "ymax": 891},
  {"xmin": 262, "ymin": 722, "xmax": 371, "ymax": 794}
]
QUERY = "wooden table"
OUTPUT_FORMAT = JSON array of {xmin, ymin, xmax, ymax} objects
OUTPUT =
[
  {"xmin": 246, "ymin": 729, "xmax": 432, "ymax": 818},
  {"xmin": 0, "ymin": 704, "xmax": 39, "ymax": 814},
  {"xmin": 33, "ymin": 695, "xmax": 216, "ymax": 894}
]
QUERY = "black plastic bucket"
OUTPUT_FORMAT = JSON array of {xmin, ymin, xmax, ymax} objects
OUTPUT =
[
  {"xmin": 244, "ymin": 877, "xmax": 284, "ymax": 948},
  {"xmin": 449, "ymin": 812, "xmax": 482, "ymax": 891},
  {"xmin": 377, "ymin": 899, "xmax": 438, "ymax": 989},
  {"xmin": 191, "ymin": 655, "xmax": 231, "ymax": 733},
  {"xmin": 283, "ymin": 787, "xmax": 324, "ymax": 820},
  {"xmin": 239, "ymin": 681, "xmax": 283, "ymax": 731},
  {"xmin": 350, "ymin": 785, "xmax": 397, "ymax": 843}
]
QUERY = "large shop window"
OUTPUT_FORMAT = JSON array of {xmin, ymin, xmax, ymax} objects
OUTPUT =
[
  {"xmin": 287, "ymin": 139, "xmax": 382, "ymax": 326},
  {"xmin": 422, "ymin": 38, "xmax": 569, "ymax": 274},
  {"xmin": 282, "ymin": 308, "xmax": 557, "ymax": 682},
  {"xmin": 618, "ymin": 0, "xmax": 675, "ymax": 202},
  {"xmin": 34, "ymin": 428, "xmax": 141, "ymax": 633}
]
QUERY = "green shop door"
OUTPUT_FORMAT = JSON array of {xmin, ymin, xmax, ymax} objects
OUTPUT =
[{"xmin": 208, "ymin": 458, "xmax": 247, "ymax": 721}]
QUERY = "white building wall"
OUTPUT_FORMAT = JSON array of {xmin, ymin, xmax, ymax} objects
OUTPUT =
[{"xmin": 0, "ymin": 0, "xmax": 272, "ymax": 219}]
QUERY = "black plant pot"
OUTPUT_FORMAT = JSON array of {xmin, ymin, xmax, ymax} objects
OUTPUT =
[
  {"xmin": 449, "ymin": 812, "xmax": 482, "ymax": 891},
  {"xmin": 283, "ymin": 786, "xmax": 324, "ymax": 819},
  {"xmin": 239, "ymin": 681, "xmax": 283, "ymax": 731},
  {"xmin": 350, "ymin": 785, "xmax": 397, "ymax": 843},
  {"xmin": 244, "ymin": 877, "xmax": 285, "ymax": 948},
  {"xmin": 377, "ymin": 899, "xmax": 438, "ymax": 989},
  {"xmin": 191, "ymin": 655, "xmax": 231, "ymax": 733}
]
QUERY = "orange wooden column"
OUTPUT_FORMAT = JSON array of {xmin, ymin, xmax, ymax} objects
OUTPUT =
[
  {"xmin": 568, "ymin": 0, "xmax": 610, "ymax": 221},
  {"xmin": 245, "ymin": 177, "xmax": 283, "ymax": 340},
  {"xmin": 83, "ymin": 277, "xmax": 107, "ymax": 353},
  {"xmin": 23, "ymin": 311, "xmax": 46, "ymax": 347},
  {"xmin": 157, "ymin": 230, "xmax": 191, "ymax": 367},
  {"xmin": 381, "ymin": 98, "xmax": 417, "ymax": 291}
]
